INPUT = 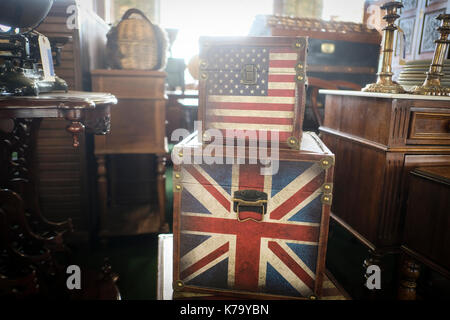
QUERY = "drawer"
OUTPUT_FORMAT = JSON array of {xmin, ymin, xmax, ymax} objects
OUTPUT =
[{"xmin": 407, "ymin": 111, "xmax": 450, "ymax": 145}]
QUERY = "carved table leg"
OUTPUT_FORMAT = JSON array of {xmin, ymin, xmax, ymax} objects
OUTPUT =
[
  {"xmin": 96, "ymin": 155, "xmax": 108, "ymax": 237},
  {"xmin": 398, "ymin": 255, "xmax": 421, "ymax": 300},
  {"xmin": 63, "ymin": 109, "xmax": 85, "ymax": 148},
  {"xmin": 157, "ymin": 154, "xmax": 169, "ymax": 233}
]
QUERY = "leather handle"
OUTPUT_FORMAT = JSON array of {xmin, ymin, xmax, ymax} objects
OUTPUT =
[{"xmin": 232, "ymin": 190, "xmax": 268, "ymax": 223}]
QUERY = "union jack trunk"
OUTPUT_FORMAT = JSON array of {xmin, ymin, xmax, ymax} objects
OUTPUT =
[
  {"xmin": 198, "ymin": 36, "xmax": 308, "ymax": 150},
  {"xmin": 172, "ymin": 132, "xmax": 334, "ymax": 299}
]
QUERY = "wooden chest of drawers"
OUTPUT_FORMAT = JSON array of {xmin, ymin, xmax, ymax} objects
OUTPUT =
[
  {"xmin": 320, "ymin": 90, "xmax": 450, "ymax": 247},
  {"xmin": 319, "ymin": 90, "xmax": 450, "ymax": 297}
]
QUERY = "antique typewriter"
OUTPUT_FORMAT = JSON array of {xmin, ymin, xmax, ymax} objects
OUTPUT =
[{"xmin": 0, "ymin": 0, "xmax": 68, "ymax": 96}]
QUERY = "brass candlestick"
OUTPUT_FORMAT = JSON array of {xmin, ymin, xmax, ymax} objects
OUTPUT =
[
  {"xmin": 363, "ymin": 1, "xmax": 406, "ymax": 94},
  {"xmin": 411, "ymin": 14, "xmax": 450, "ymax": 96}
]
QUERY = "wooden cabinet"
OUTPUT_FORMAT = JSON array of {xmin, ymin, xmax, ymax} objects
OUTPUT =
[
  {"xmin": 398, "ymin": 166, "xmax": 450, "ymax": 299},
  {"xmin": 319, "ymin": 90, "xmax": 450, "ymax": 297},
  {"xmin": 91, "ymin": 70, "xmax": 169, "ymax": 238},
  {"xmin": 403, "ymin": 167, "xmax": 450, "ymax": 272}
]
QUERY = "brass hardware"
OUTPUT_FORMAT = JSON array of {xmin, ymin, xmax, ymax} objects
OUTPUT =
[
  {"xmin": 309, "ymin": 295, "xmax": 318, "ymax": 300},
  {"xmin": 296, "ymin": 73, "xmax": 306, "ymax": 83},
  {"xmin": 297, "ymin": 63, "xmax": 304, "ymax": 69},
  {"xmin": 233, "ymin": 199, "xmax": 267, "ymax": 223},
  {"xmin": 178, "ymin": 150, "xmax": 183, "ymax": 157},
  {"xmin": 173, "ymin": 280, "xmax": 185, "ymax": 292},
  {"xmin": 174, "ymin": 172, "xmax": 181, "ymax": 180},
  {"xmin": 200, "ymin": 72, "xmax": 208, "ymax": 80},
  {"xmin": 322, "ymin": 183, "xmax": 333, "ymax": 194},
  {"xmin": 240, "ymin": 64, "xmax": 258, "ymax": 85},
  {"xmin": 320, "ymin": 157, "xmax": 334, "ymax": 169},
  {"xmin": 321, "ymin": 194, "xmax": 333, "ymax": 205},
  {"xmin": 232, "ymin": 190, "xmax": 268, "ymax": 223},
  {"xmin": 174, "ymin": 184, "xmax": 183, "ymax": 192},
  {"xmin": 362, "ymin": 1, "xmax": 406, "ymax": 94},
  {"xmin": 199, "ymin": 60, "xmax": 208, "ymax": 69},
  {"xmin": 321, "ymin": 43, "xmax": 335, "ymax": 54},
  {"xmin": 293, "ymin": 40, "xmax": 305, "ymax": 49},
  {"xmin": 202, "ymin": 132, "xmax": 211, "ymax": 141},
  {"xmin": 287, "ymin": 136, "xmax": 299, "ymax": 149},
  {"xmin": 411, "ymin": 14, "xmax": 450, "ymax": 96}
]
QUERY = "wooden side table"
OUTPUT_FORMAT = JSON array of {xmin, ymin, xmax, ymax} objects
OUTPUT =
[
  {"xmin": 91, "ymin": 70, "xmax": 169, "ymax": 238},
  {"xmin": 0, "ymin": 91, "xmax": 116, "ymax": 186},
  {"xmin": 0, "ymin": 91, "xmax": 116, "ymax": 220},
  {"xmin": 0, "ymin": 92, "xmax": 116, "ymax": 297},
  {"xmin": 318, "ymin": 90, "xmax": 450, "ymax": 297}
]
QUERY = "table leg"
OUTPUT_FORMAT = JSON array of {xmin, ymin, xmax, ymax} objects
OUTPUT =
[
  {"xmin": 157, "ymin": 154, "xmax": 169, "ymax": 233},
  {"xmin": 398, "ymin": 255, "xmax": 421, "ymax": 300},
  {"xmin": 96, "ymin": 155, "xmax": 108, "ymax": 236}
]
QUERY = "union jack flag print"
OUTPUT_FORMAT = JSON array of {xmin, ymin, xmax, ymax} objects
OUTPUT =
[{"xmin": 175, "ymin": 160, "xmax": 328, "ymax": 298}]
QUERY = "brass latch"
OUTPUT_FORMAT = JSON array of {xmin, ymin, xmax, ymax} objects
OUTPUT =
[
  {"xmin": 240, "ymin": 64, "xmax": 258, "ymax": 85},
  {"xmin": 232, "ymin": 190, "xmax": 268, "ymax": 223}
]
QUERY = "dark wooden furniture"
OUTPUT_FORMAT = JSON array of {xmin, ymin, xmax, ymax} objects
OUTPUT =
[
  {"xmin": 35, "ymin": 0, "xmax": 110, "ymax": 242},
  {"xmin": 0, "ymin": 91, "xmax": 117, "ymax": 298},
  {"xmin": 398, "ymin": 166, "xmax": 450, "ymax": 300},
  {"xmin": 91, "ymin": 69, "xmax": 169, "ymax": 238},
  {"xmin": 318, "ymin": 90, "xmax": 450, "ymax": 297},
  {"xmin": 307, "ymin": 78, "xmax": 362, "ymax": 127}
]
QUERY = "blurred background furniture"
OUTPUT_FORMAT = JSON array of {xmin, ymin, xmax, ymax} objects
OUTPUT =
[
  {"xmin": 250, "ymin": 14, "xmax": 381, "ymax": 130},
  {"xmin": 0, "ymin": 91, "xmax": 116, "ymax": 299},
  {"xmin": 319, "ymin": 90, "xmax": 450, "ymax": 298},
  {"xmin": 166, "ymin": 91, "xmax": 199, "ymax": 137},
  {"xmin": 35, "ymin": 0, "xmax": 110, "ymax": 243},
  {"xmin": 91, "ymin": 70, "xmax": 169, "ymax": 239}
]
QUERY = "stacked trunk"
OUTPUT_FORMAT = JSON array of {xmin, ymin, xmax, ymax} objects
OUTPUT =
[{"xmin": 172, "ymin": 36, "xmax": 335, "ymax": 299}]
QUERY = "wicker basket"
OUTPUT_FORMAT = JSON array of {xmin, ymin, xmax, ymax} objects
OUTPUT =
[{"xmin": 106, "ymin": 8, "xmax": 168, "ymax": 70}]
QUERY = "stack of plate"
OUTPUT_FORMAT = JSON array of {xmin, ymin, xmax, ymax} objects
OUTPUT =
[{"xmin": 397, "ymin": 59, "xmax": 450, "ymax": 90}]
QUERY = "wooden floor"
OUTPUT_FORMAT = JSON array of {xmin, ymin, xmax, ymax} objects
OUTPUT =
[{"xmin": 157, "ymin": 234, "xmax": 350, "ymax": 300}]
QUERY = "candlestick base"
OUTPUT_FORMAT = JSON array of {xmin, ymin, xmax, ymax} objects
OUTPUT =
[
  {"xmin": 410, "ymin": 84, "xmax": 450, "ymax": 96},
  {"xmin": 362, "ymin": 81, "xmax": 406, "ymax": 94}
]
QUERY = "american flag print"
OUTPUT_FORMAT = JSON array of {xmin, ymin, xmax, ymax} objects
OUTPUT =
[
  {"xmin": 202, "ymin": 44, "xmax": 303, "ymax": 142},
  {"xmin": 177, "ymin": 161, "xmax": 326, "ymax": 298}
]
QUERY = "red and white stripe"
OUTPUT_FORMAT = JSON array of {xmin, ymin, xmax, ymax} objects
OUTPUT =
[{"xmin": 206, "ymin": 49, "xmax": 298, "ymax": 142}]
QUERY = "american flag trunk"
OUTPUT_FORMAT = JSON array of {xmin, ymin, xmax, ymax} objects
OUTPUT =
[
  {"xmin": 198, "ymin": 37, "xmax": 308, "ymax": 149},
  {"xmin": 172, "ymin": 132, "xmax": 334, "ymax": 299}
]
